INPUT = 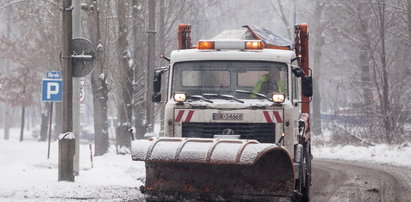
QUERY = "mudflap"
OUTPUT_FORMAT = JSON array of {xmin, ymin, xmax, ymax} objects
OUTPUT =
[{"xmin": 132, "ymin": 138, "xmax": 295, "ymax": 201}]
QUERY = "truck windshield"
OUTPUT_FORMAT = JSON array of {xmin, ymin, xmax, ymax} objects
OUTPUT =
[{"xmin": 172, "ymin": 61, "xmax": 288, "ymax": 99}]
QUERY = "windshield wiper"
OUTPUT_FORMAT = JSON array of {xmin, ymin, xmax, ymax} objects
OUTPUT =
[
  {"xmin": 203, "ymin": 93, "xmax": 244, "ymax": 103},
  {"xmin": 235, "ymin": 90, "xmax": 271, "ymax": 101},
  {"xmin": 189, "ymin": 95, "xmax": 213, "ymax": 103}
]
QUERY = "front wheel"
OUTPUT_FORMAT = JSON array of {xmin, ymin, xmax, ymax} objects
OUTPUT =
[{"xmin": 301, "ymin": 141, "xmax": 311, "ymax": 202}]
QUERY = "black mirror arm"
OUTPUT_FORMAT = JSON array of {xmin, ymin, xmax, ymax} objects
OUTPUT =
[{"xmin": 160, "ymin": 54, "xmax": 170, "ymax": 63}]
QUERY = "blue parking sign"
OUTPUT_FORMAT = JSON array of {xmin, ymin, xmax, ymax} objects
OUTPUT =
[{"xmin": 42, "ymin": 79, "xmax": 63, "ymax": 102}]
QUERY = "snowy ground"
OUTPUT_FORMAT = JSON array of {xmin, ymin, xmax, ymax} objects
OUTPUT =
[
  {"xmin": 313, "ymin": 143, "xmax": 411, "ymax": 168},
  {"xmin": 1, "ymin": 128, "xmax": 411, "ymax": 201},
  {"xmin": 0, "ymin": 128, "xmax": 145, "ymax": 201},
  {"xmin": 312, "ymin": 129, "xmax": 411, "ymax": 168}
]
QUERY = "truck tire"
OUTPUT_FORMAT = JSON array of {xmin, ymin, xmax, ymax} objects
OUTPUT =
[{"xmin": 301, "ymin": 141, "xmax": 311, "ymax": 202}]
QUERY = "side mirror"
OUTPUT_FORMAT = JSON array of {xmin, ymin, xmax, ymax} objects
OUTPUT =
[
  {"xmin": 292, "ymin": 67, "xmax": 305, "ymax": 78},
  {"xmin": 302, "ymin": 76, "xmax": 313, "ymax": 97},
  {"xmin": 152, "ymin": 68, "xmax": 168, "ymax": 102}
]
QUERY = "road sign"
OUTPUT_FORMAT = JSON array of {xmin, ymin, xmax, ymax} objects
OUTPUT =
[
  {"xmin": 72, "ymin": 38, "xmax": 96, "ymax": 77},
  {"xmin": 46, "ymin": 71, "xmax": 62, "ymax": 79},
  {"xmin": 42, "ymin": 79, "xmax": 63, "ymax": 102}
]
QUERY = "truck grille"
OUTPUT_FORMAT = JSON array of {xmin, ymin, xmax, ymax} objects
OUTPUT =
[{"xmin": 182, "ymin": 122, "xmax": 275, "ymax": 143}]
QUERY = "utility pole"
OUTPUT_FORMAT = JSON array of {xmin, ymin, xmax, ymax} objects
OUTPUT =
[
  {"xmin": 72, "ymin": 0, "xmax": 81, "ymax": 176},
  {"xmin": 146, "ymin": 0, "xmax": 156, "ymax": 133},
  {"xmin": 59, "ymin": 0, "xmax": 75, "ymax": 182}
]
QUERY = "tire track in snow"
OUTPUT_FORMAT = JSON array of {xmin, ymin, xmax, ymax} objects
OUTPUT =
[{"xmin": 311, "ymin": 159, "xmax": 411, "ymax": 202}]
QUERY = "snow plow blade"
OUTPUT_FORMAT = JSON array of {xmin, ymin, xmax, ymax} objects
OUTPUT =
[{"xmin": 131, "ymin": 137, "xmax": 295, "ymax": 201}]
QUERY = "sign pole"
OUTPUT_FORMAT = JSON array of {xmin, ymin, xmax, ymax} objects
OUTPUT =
[{"xmin": 47, "ymin": 102, "xmax": 53, "ymax": 159}]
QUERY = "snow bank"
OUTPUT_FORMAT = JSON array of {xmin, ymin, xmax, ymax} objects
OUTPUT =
[
  {"xmin": 0, "ymin": 128, "xmax": 145, "ymax": 201},
  {"xmin": 313, "ymin": 143, "xmax": 411, "ymax": 168}
]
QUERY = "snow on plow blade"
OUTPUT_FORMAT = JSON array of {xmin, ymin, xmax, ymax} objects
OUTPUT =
[{"xmin": 131, "ymin": 137, "xmax": 295, "ymax": 200}]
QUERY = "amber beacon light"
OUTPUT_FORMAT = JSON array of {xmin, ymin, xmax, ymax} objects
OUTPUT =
[
  {"xmin": 245, "ymin": 41, "xmax": 263, "ymax": 50},
  {"xmin": 197, "ymin": 41, "xmax": 215, "ymax": 49}
]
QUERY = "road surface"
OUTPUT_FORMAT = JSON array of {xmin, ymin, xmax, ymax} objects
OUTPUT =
[
  {"xmin": 136, "ymin": 159, "xmax": 411, "ymax": 201},
  {"xmin": 311, "ymin": 159, "xmax": 411, "ymax": 202},
  {"xmin": 3, "ymin": 157, "xmax": 409, "ymax": 201}
]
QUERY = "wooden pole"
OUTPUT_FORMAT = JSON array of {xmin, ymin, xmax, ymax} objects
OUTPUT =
[{"xmin": 59, "ymin": 0, "xmax": 75, "ymax": 182}]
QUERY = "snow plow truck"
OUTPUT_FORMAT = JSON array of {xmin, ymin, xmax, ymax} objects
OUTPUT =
[{"xmin": 131, "ymin": 24, "xmax": 313, "ymax": 202}]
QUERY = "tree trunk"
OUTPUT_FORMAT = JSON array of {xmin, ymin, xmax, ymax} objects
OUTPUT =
[
  {"xmin": 19, "ymin": 106, "xmax": 25, "ymax": 142},
  {"xmin": 405, "ymin": 0, "xmax": 411, "ymax": 76},
  {"xmin": 373, "ymin": 0, "xmax": 392, "ymax": 143},
  {"xmin": 19, "ymin": 84, "xmax": 27, "ymax": 142},
  {"xmin": 312, "ymin": 39, "xmax": 323, "ymax": 135},
  {"xmin": 3, "ymin": 1, "xmax": 11, "ymax": 140},
  {"xmin": 87, "ymin": 0, "xmax": 109, "ymax": 156},
  {"xmin": 132, "ymin": 0, "xmax": 147, "ymax": 139},
  {"xmin": 116, "ymin": 0, "xmax": 133, "ymax": 149},
  {"xmin": 158, "ymin": 0, "xmax": 166, "ymax": 135},
  {"xmin": 358, "ymin": 17, "xmax": 373, "ymax": 118},
  {"xmin": 311, "ymin": 1, "xmax": 324, "ymax": 136},
  {"xmin": 4, "ymin": 105, "xmax": 10, "ymax": 140},
  {"xmin": 359, "ymin": 46, "xmax": 374, "ymax": 129},
  {"xmin": 146, "ymin": 0, "xmax": 156, "ymax": 133},
  {"xmin": 39, "ymin": 102, "xmax": 51, "ymax": 141},
  {"xmin": 408, "ymin": 0, "xmax": 411, "ymax": 44}
]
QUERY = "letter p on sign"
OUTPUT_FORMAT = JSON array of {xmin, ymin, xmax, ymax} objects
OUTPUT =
[
  {"xmin": 42, "ymin": 79, "xmax": 63, "ymax": 102},
  {"xmin": 47, "ymin": 82, "xmax": 59, "ymax": 99}
]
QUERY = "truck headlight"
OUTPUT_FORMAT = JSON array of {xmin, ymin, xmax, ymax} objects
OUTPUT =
[
  {"xmin": 272, "ymin": 93, "xmax": 285, "ymax": 103},
  {"xmin": 173, "ymin": 92, "xmax": 187, "ymax": 102}
]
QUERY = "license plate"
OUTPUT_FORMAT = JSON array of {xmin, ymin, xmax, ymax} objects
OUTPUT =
[{"xmin": 212, "ymin": 113, "xmax": 243, "ymax": 120}]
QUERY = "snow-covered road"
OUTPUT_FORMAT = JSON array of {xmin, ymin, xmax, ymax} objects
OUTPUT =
[
  {"xmin": 312, "ymin": 159, "xmax": 411, "ymax": 202},
  {"xmin": 310, "ymin": 143, "xmax": 411, "ymax": 202},
  {"xmin": 1, "ymin": 128, "xmax": 411, "ymax": 201}
]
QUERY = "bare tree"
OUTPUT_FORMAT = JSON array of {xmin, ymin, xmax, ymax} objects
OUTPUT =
[
  {"xmin": 0, "ymin": 0, "xmax": 62, "ymax": 141},
  {"xmin": 131, "ymin": 0, "xmax": 147, "ymax": 139},
  {"xmin": 335, "ymin": 0, "xmax": 411, "ymax": 143},
  {"xmin": 0, "ymin": 67, "xmax": 39, "ymax": 141},
  {"xmin": 309, "ymin": 0, "xmax": 337, "ymax": 136},
  {"xmin": 269, "ymin": 0, "xmax": 292, "ymax": 38},
  {"xmin": 115, "ymin": 0, "xmax": 133, "ymax": 150},
  {"xmin": 85, "ymin": 0, "xmax": 110, "ymax": 156}
]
